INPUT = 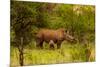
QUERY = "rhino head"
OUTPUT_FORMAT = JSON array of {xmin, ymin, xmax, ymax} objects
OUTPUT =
[{"xmin": 64, "ymin": 30, "xmax": 77, "ymax": 43}]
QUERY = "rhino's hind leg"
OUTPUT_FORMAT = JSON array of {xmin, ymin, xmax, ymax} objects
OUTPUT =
[
  {"xmin": 39, "ymin": 41, "xmax": 43, "ymax": 49},
  {"xmin": 36, "ymin": 39, "xmax": 43, "ymax": 49},
  {"xmin": 36, "ymin": 41, "xmax": 43, "ymax": 49}
]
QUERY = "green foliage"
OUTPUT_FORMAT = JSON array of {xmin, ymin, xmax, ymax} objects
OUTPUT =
[
  {"xmin": 10, "ymin": 1, "xmax": 95, "ymax": 66},
  {"xmin": 11, "ymin": 1, "xmax": 95, "ymax": 44},
  {"xmin": 10, "ymin": 43, "xmax": 95, "ymax": 66}
]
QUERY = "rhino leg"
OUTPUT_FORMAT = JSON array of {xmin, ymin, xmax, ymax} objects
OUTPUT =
[
  {"xmin": 37, "ymin": 41, "xmax": 43, "ymax": 49},
  {"xmin": 57, "ymin": 41, "xmax": 62, "ymax": 49},
  {"xmin": 36, "ymin": 38, "xmax": 43, "ymax": 49}
]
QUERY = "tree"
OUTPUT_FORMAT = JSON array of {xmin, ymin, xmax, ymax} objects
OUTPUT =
[{"xmin": 11, "ymin": 1, "xmax": 35, "ymax": 66}]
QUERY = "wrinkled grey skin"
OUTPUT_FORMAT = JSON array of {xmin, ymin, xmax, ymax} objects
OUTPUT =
[{"xmin": 36, "ymin": 29, "xmax": 76, "ymax": 49}]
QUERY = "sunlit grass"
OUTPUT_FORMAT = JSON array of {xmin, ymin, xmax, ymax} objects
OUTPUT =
[{"xmin": 10, "ymin": 42, "xmax": 95, "ymax": 66}]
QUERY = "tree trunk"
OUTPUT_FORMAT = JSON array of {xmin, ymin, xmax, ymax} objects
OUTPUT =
[{"xmin": 19, "ymin": 37, "xmax": 24, "ymax": 66}]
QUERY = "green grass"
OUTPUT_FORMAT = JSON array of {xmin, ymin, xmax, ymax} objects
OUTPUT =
[{"xmin": 10, "ymin": 42, "xmax": 95, "ymax": 66}]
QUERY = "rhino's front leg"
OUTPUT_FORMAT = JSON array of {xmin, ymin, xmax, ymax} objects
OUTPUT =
[{"xmin": 57, "ymin": 41, "xmax": 62, "ymax": 49}]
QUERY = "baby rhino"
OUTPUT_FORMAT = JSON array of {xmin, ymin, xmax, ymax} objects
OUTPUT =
[
  {"xmin": 36, "ymin": 28, "xmax": 76, "ymax": 49},
  {"xmin": 49, "ymin": 40, "xmax": 55, "ymax": 49}
]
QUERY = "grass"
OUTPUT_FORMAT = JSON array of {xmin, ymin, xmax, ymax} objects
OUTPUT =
[{"xmin": 10, "ymin": 41, "xmax": 95, "ymax": 66}]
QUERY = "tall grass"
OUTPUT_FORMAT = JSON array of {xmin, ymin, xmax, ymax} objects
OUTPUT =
[{"xmin": 10, "ymin": 42, "xmax": 95, "ymax": 66}]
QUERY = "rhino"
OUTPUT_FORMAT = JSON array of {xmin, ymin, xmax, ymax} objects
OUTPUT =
[{"xmin": 35, "ymin": 28, "xmax": 76, "ymax": 49}]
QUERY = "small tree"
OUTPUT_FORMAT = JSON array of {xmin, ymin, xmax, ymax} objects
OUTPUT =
[{"xmin": 11, "ymin": 1, "xmax": 35, "ymax": 66}]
